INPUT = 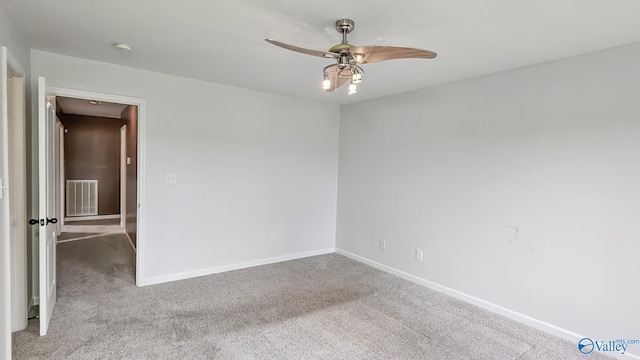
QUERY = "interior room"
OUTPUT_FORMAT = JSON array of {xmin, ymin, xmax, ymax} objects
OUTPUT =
[{"xmin": 1, "ymin": 1, "xmax": 639, "ymax": 359}]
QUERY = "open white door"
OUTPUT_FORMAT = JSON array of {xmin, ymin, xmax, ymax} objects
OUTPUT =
[{"xmin": 37, "ymin": 77, "xmax": 57, "ymax": 336}]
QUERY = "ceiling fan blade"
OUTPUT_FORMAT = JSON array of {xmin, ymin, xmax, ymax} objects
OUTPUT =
[
  {"xmin": 349, "ymin": 46, "xmax": 437, "ymax": 64},
  {"xmin": 265, "ymin": 39, "xmax": 339, "ymax": 59},
  {"xmin": 326, "ymin": 66, "xmax": 349, "ymax": 92}
]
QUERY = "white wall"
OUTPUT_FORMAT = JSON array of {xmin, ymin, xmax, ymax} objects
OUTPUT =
[
  {"xmin": 0, "ymin": 0, "xmax": 29, "ymax": 68},
  {"xmin": 337, "ymin": 42, "xmax": 640, "ymax": 343},
  {"xmin": 31, "ymin": 50, "xmax": 340, "ymax": 284}
]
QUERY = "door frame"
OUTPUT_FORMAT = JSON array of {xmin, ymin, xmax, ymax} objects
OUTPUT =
[
  {"xmin": 2, "ymin": 45, "xmax": 27, "ymax": 357},
  {"xmin": 120, "ymin": 125, "xmax": 127, "ymax": 229},
  {"xmin": 3, "ymin": 47, "xmax": 28, "ymax": 326},
  {"xmin": 8, "ymin": 54, "xmax": 27, "ymax": 332},
  {"xmin": 55, "ymin": 119, "xmax": 63, "ymax": 235},
  {"xmin": 50, "ymin": 86, "xmax": 147, "ymax": 286}
]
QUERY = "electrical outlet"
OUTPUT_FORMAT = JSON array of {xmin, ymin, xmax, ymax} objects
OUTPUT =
[
  {"xmin": 379, "ymin": 240, "xmax": 386, "ymax": 250},
  {"xmin": 269, "ymin": 234, "xmax": 276, "ymax": 244},
  {"xmin": 415, "ymin": 248, "xmax": 423, "ymax": 261}
]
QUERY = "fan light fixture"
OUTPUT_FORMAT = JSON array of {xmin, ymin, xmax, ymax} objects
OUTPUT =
[
  {"xmin": 322, "ymin": 62, "xmax": 364, "ymax": 93},
  {"xmin": 348, "ymin": 82, "xmax": 357, "ymax": 96},
  {"xmin": 265, "ymin": 18, "xmax": 437, "ymax": 95},
  {"xmin": 322, "ymin": 73, "xmax": 331, "ymax": 90}
]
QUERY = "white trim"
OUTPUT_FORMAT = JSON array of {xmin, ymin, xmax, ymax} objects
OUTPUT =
[
  {"xmin": 119, "ymin": 125, "xmax": 126, "ymax": 228},
  {"xmin": 335, "ymin": 248, "xmax": 640, "ymax": 360},
  {"xmin": 57, "ymin": 122, "xmax": 64, "ymax": 231},
  {"xmin": 1, "ymin": 45, "xmax": 12, "ymax": 360},
  {"xmin": 49, "ymin": 87, "xmax": 143, "ymax": 111},
  {"xmin": 31, "ymin": 296, "xmax": 39, "ymax": 306},
  {"xmin": 2, "ymin": 46, "xmax": 29, "ymax": 336},
  {"xmin": 145, "ymin": 248, "xmax": 336, "ymax": 286},
  {"xmin": 136, "ymin": 101, "xmax": 146, "ymax": 287},
  {"xmin": 8, "ymin": 63, "xmax": 27, "ymax": 333},
  {"xmin": 64, "ymin": 214, "xmax": 120, "ymax": 222},
  {"xmin": 48, "ymin": 85, "xmax": 147, "ymax": 288}
]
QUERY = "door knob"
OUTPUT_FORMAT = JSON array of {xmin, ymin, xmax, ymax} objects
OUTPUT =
[{"xmin": 28, "ymin": 218, "xmax": 58, "ymax": 226}]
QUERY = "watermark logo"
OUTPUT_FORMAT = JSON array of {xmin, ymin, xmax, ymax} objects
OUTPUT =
[
  {"xmin": 578, "ymin": 337, "xmax": 639, "ymax": 355},
  {"xmin": 578, "ymin": 338, "xmax": 594, "ymax": 354}
]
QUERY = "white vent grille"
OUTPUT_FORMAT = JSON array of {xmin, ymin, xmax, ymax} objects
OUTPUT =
[{"xmin": 66, "ymin": 180, "xmax": 98, "ymax": 217}]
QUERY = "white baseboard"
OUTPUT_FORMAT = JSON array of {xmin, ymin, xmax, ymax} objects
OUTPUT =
[
  {"xmin": 30, "ymin": 296, "xmax": 39, "ymax": 307},
  {"xmin": 64, "ymin": 214, "xmax": 120, "ymax": 222},
  {"xmin": 144, "ymin": 247, "xmax": 336, "ymax": 286},
  {"xmin": 335, "ymin": 248, "xmax": 639, "ymax": 360}
]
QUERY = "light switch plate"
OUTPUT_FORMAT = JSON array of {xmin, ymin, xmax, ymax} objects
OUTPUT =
[{"xmin": 164, "ymin": 174, "xmax": 177, "ymax": 184}]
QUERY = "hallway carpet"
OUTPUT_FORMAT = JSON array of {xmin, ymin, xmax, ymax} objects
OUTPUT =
[
  {"xmin": 58, "ymin": 219, "xmax": 125, "ymax": 242},
  {"xmin": 12, "ymin": 235, "xmax": 613, "ymax": 359}
]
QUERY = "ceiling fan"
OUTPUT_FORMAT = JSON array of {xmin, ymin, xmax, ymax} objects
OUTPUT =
[{"xmin": 265, "ymin": 19, "xmax": 437, "ymax": 95}]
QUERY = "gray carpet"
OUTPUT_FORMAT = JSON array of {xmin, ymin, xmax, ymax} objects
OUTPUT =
[{"xmin": 12, "ymin": 235, "xmax": 613, "ymax": 359}]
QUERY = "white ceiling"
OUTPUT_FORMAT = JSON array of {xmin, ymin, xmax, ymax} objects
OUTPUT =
[
  {"xmin": 6, "ymin": 0, "xmax": 640, "ymax": 105},
  {"xmin": 57, "ymin": 96, "xmax": 128, "ymax": 119}
]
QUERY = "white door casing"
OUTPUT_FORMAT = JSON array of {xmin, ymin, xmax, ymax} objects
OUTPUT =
[
  {"xmin": 37, "ymin": 77, "xmax": 57, "ymax": 336},
  {"xmin": 7, "ymin": 52, "xmax": 27, "ymax": 333},
  {"xmin": 0, "ymin": 46, "xmax": 12, "ymax": 360},
  {"xmin": 120, "ymin": 125, "xmax": 126, "ymax": 228},
  {"xmin": 58, "ymin": 123, "xmax": 65, "ymax": 231},
  {"xmin": 2, "ymin": 46, "xmax": 28, "ymax": 357},
  {"xmin": 48, "ymin": 86, "xmax": 146, "ymax": 287}
]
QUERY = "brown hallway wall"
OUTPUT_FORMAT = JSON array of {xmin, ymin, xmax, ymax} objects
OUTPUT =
[{"xmin": 60, "ymin": 114, "xmax": 122, "ymax": 216}]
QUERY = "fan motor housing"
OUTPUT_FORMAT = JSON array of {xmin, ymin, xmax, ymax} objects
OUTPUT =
[{"xmin": 328, "ymin": 43, "xmax": 354, "ymax": 53}]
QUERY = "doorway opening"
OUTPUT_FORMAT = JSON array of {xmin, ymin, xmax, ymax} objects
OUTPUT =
[
  {"xmin": 56, "ymin": 96, "xmax": 138, "ymax": 250},
  {"xmin": 45, "ymin": 86, "xmax": 147, "ymax": 293},
  {"xmin": 55, "ymin": 96, "xmax": 138, "ymax": 251}
]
